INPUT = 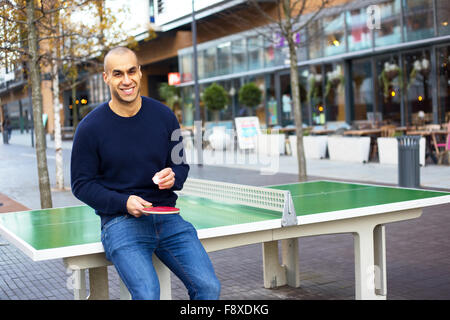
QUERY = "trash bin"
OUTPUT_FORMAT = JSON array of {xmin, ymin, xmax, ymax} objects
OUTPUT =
[{"xmin": 397, "ymin": 135, "xmax": 421, "ymax": 188}]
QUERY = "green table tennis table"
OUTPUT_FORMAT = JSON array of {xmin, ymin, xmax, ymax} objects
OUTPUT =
[{"xmin": 0, "ymin": 179, "xmax": 449, "ymax": 300}]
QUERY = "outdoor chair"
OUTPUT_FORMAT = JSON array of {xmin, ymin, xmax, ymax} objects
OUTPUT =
[{"xmin": 431, "ymin": 122, "xmax": 450, "ymax": 165}]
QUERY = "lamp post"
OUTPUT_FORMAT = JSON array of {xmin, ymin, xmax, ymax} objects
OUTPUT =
[{"xmin": 192, "ymin": 0, "xmax": 203, "ymax": 166}]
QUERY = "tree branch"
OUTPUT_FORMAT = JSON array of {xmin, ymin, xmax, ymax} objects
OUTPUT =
[{"xmin": 292, "ymin": 0, "xmax": 330, "ymax": 34}]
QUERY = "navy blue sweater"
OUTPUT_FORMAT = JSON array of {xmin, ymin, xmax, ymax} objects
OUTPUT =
[{"xmin": 70, "ymin": 96, "xmax": 190, "ymax": 228}]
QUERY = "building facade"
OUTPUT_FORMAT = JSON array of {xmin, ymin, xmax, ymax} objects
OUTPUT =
[
  {"xmin": 174, "ymin": 0, "xmax": 450, "ymax": 129},
  {"xmin": 2, "ymin": 0, "xmax": 450, "ymax": 135}
]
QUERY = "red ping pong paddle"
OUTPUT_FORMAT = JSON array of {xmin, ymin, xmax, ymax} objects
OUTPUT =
[{"xmin": 142, "ymin": 206, "xmax": 180, "ymax": 214}]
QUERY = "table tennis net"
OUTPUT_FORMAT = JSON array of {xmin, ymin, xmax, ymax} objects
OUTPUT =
[{"xmin": 180, "ymin": 178, "xmax": 286, "ymax": 213}]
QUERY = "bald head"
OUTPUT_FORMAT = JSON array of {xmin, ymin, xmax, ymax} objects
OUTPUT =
[{"xmin": 103, "ymin": 47, "xmax": 139, "ymax": 73}]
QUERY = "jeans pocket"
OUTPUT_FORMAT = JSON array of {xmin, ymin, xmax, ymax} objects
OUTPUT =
[{"xmin": 102, "ymin": 214, "xmax": 129, "ymax": 232}]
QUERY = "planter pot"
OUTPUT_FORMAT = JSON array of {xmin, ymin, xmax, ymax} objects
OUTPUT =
[
  {"xmin": 377, "ymin": 137, "xmax": 426, "ymax": 166},
  {"xmin": 208, "ymin": 126, "xmax": 232, "ymax": 150},
  {"xmin": 327, "ymin": 136, "xmax": 371, "ymax": 163},
  {"xmin": 256, "ymin": 134, "xmax": 286, "ymax": 156},
  {"xmin": 289, "ymin": 135, "xmax": 328, "ymax": 159}
]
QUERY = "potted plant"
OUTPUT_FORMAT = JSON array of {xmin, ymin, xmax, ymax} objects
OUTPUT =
[
  {"xmin": 379, "ymin": 62, "xmax": 403, "ymax": 100},
  {"xmin": 202, "ymin": 82, "xmax": 229, "ymax": 121},
  {"xmin": 238, "ymin": 82, "xmax": 262, "ymax": 116},
  {"xmin": 408, "ymin": 58, "xmax": 430, "ymax": 89},
  {"xmin": 325, "ymin": 65, "xmax": 344, "ymax": 98},
  {"xmin": 158, "ymin": 83, "xmax": 180, "ymax": 110},
  {"xmin": 307, "ymin": 73, "xmax": 322, "ymax": 102}
]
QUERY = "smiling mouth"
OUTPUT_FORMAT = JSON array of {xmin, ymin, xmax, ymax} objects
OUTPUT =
[{"xmin": 120, "ymin": 87, "xmax": 135, "ymax": 95}]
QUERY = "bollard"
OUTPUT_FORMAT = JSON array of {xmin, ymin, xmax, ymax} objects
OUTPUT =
[{"xmin": 396, "ymin": 135, "xmax": 421, "ymax": 188}]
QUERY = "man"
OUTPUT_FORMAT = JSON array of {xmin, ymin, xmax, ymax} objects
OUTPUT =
[{"xmin": 71, "ymin": 47, "xmax": 220, "ymax": 300}]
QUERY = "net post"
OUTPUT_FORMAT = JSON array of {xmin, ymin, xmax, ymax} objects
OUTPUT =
[{"xmin": 281, "ymin": 191, "xmax": 297, "ymax": 227}]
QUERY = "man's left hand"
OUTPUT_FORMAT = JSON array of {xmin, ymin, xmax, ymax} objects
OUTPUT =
[{"xmin": 153, "ymin": 168, "xmax": 175, "ymax": 190}]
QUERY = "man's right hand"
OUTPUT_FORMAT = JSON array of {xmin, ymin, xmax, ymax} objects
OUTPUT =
[{"xmin": 126, "ymin": 195, "xmax": 152, "ymax": 218}]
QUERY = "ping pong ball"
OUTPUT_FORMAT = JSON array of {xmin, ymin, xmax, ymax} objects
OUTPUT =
[{"xmin": 153, "ymin": 176, "xmax": 160, "ymax": 184}]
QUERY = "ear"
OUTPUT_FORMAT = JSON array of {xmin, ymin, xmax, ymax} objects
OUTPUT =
[{"xmin": 103, "ymin": 71, "xmax": 108, "ymax": 84}]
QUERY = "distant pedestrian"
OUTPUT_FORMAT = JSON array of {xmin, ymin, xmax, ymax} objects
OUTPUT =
[
  {"xmin": 5, "ymin": 118, "xmax": 11, "ymax": 141},
  {"xmin": 1, "ymin": 116, "xmax": 10, "ymax": 144}
]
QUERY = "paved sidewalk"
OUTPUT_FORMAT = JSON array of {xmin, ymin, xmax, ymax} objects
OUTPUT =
[
  {"xmin": 1, "ymin": 131, "xmax": 449, "ymax": 300},
  {"xmin": 7, "ymin": 129, "xmax": 450, "ymax": 190}
]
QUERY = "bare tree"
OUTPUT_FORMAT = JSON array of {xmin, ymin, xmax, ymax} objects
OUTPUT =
[
  {"xmin": 0, "ymin": 0, "xmax": 153, "ymax": 204},
  {"xmin": 248, "ymin": 0, "xmax": 337, "ymax": 181},
  {"xmin": 26, "ymin": 0, "xmax": 53, "ymax": 208},
  {"xmin": 202, "ymin": 1, "xmax": 336, "ymax": 180}
]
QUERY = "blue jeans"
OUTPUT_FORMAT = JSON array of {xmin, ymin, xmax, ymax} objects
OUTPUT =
[{"xmin": 101, "ymin": 213, "xmax": 220, "ymax": 300}]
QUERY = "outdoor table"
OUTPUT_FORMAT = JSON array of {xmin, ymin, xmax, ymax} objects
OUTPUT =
[
  {"xmin": 406, "ymin": 130, "xmax": 448, "ymax": 136},
  {"xmin": 1, "ymin": 179, "xmax": 449, "ymax": 300},
  {"xmin": 309, "ymin": 129, "xmax": 336, "ymax": 135}
]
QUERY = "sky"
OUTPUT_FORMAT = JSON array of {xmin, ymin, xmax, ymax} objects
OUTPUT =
[
  {"xmin": 70, "ymin": 0, "xmax": 150, "ymax": 38},
  {"xmin": 105, "ymin": 0, "xmax": 150, "ymax": 37}
]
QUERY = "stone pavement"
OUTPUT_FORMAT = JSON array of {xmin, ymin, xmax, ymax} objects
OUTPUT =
[{"xmin": 0, "ymin": 131, "xmax": 449, "ymax": 300}]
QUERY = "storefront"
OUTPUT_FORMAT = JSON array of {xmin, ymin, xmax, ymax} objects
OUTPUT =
[{"xmin": 176, "ymin": 0, "xmax": 450, "ymax": 128}]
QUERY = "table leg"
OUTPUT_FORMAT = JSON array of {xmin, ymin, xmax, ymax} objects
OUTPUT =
[
  {"xmin": 374, "ymin": 225, "xmax": 387, "ymax": 296},
  {"xmin": 281, "ymin": 238, "xmax": 300, "ymax": 288},
  {"xmin": 353, "ymin": 226, "xmax": 386, "ymax": 300},
  {"xmin": 262, "ymin": 239, "xmax": 300, "ymax": 289},
  {"xmin": 262, "ymin": 241, "xmax": 286, "ymax": 288},
  {"xmin": 72, "ymin": 268, "xmax": 87, "ymax": 300},
  {"xmin": 88, "ymin": 267, "xmax": 109, "ymax": 300}
]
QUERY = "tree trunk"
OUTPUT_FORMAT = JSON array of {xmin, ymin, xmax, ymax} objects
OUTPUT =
[
  {"xmin": 52, "ymin": 60, "xmax": 64, "ymax": 190},
  {"xmin": 286, "ymin": 29, "xmax": 307, "ymax": 181},
  {"xmin": 26, "ymin": 0, "xmax": 53, "ymax": 208}
]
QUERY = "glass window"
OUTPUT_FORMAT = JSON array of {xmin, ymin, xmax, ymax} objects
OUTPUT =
[
  {"xmin": 219, "ymin": 80, "xmax": 234, "ymax": 121},
  {"xmin": 436, "ymin": 1, "xmax": 450, "ymax": 36},
  {"xmin": 264, "ymin": 36, "xmax": 276, "ymax": 68},
  {"xmin": 181, "ymin": 86, "xmax": 194, "ymax": 126},
  {"xmin": 196, "ymin": 50, "xmax": 205, "ymax": 80},
  {"xmin": 437, "ymin": 46, "xmax": 450, "ymax": 123},
  {"xmin": 403, "ymin": 0, "xmax": 434, "ymax": 42},
  {"xmin": 403, "ymin": 50, "xmax": 432, "ymax": 125},
  {"xmin": 323, "ymin": 13, "xmax": 346, "ymax": 56},
  {"xmin": 203, "ymin": 46, "xmax": 217, "ymax": 78},
  {"xmin": 247, "ymin": 35, "xmax": 263, "ymax": 70},
  {"xmin": 307, "ymin": 65, "xmax": 325, "ymax": 125},
  {"xmin": 279, "ymin": 73, "xmax": 294, "ymax": 126},
  {"xmin": 273, "ymin": 32, "xmax": 289, "ymax": 66},
  {"xmin": 324, "ymin": 63, "xmax": 345, "ymax": 122},
  {"xmin": 295, "ymin": 30, "xmax": 308, "ymax": 62},
  {"xmin": 376, "ymin": 55, "xmax": 402, "ymax": 125},
  {"xmin": 375, "ymin": 0, "xmax": 402, "ymax": 47},
  {"xmin": 352, "ymin": 60, "xmax": 375, "ymax": 121},
  {"xmin": 308, "ymin": 20, "xmax": 323, "ymax": 59},
  {"xmin": 231, "ymin": 39, "xmax": 246, "ymax": 73},
  {"xmin": 298, "ymin": 68, "xmax": 310, "ymax": 125},
  {"xmin": 264, "ymin": 74, "xmax": 278, "ymax": 126},
  {"xmin": 180, "ymin": 53, "xmax": 193, "ymax": 83},
  {"xmin": 245, "ymin": 76, "xmax": 267, "ymax": 126},
  {"xmin": 217, "ymin": 42, "xmax": 231, "ymax": 76},
  {"xmin": 346, "ymin": 8, "xmax": 372, "ymax": 51}
]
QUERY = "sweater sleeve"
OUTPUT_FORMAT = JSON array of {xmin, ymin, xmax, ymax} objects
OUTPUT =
[
  {"xmin": 70, "ymin": 124, "xmax": 129, "ymax": 214},
  {"xmin": 167, "ymin": 116, "xmax": 190, "ymax": 191}
]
